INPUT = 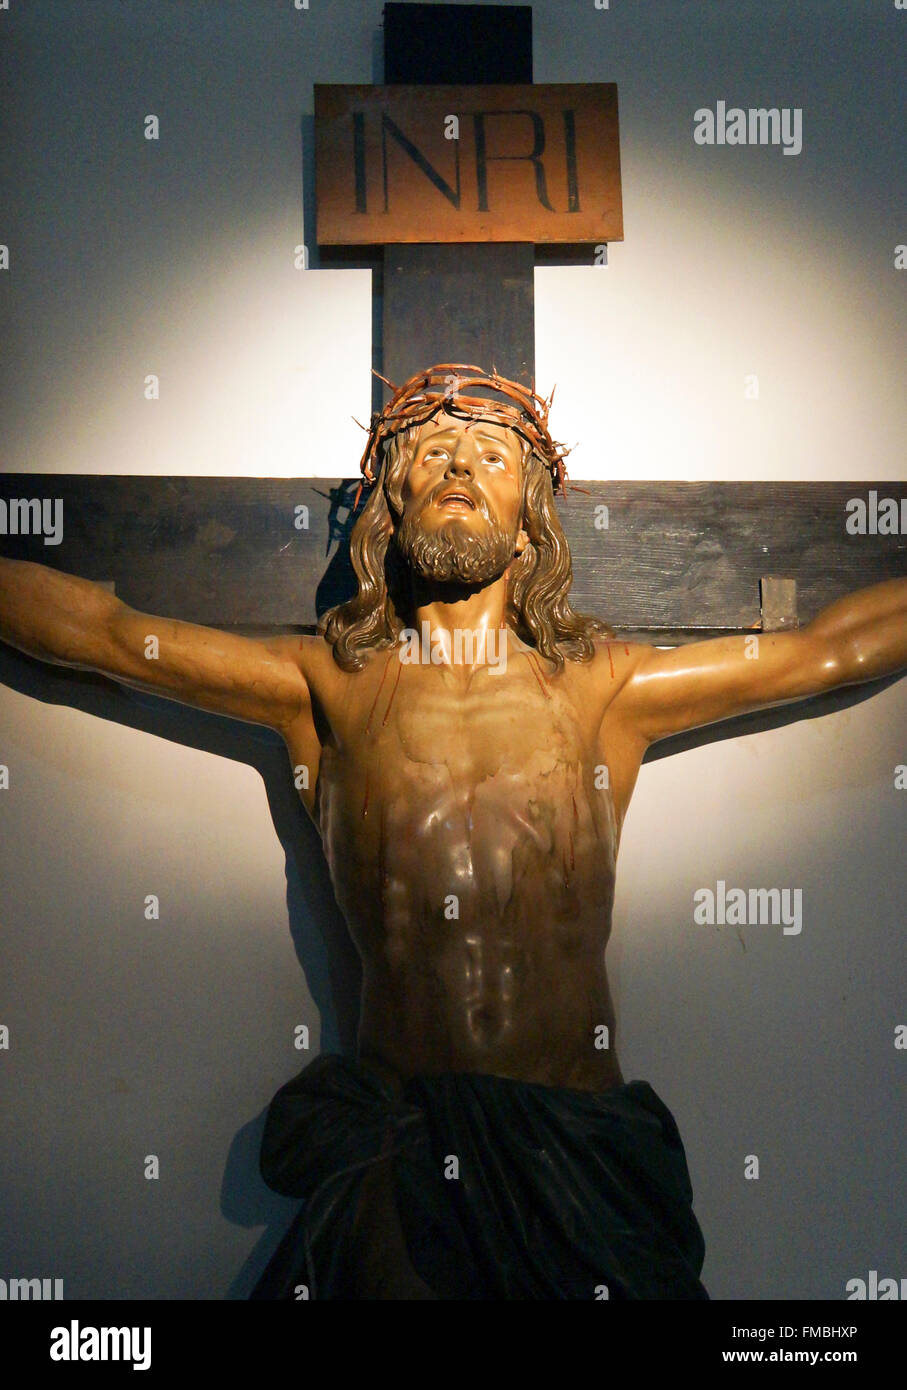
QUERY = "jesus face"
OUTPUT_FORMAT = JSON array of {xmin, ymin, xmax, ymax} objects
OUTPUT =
[{"xmin": 394, "ymin": 411, "xmax": 530, "ymax": 585}]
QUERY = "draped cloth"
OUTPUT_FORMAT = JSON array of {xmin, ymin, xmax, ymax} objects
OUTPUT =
[{"xmin": 250, "ymin": 1053, "xmax": 708, "ymax": 1300}]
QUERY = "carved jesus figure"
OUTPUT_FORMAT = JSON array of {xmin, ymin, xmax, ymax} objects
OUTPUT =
[{"xmin": 1, "ymin": 365, "xmax": 905, "ymax": 1300}]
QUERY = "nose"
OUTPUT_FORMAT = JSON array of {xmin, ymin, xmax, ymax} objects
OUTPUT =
[{"xmin": 446, "ymin": 433, "xmax": 476, "ymax": 476}]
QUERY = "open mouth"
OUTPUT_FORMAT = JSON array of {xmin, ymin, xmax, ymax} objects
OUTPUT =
[{"xmin": 436, "ymin": 490, "xmax": 477, "ymax": 510}]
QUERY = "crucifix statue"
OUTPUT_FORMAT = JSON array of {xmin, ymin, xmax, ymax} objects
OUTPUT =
[
  {"xmin": 2, "ymin": 2, "xmax": 904, "ymax": 1305},
  {"xmin": 1, "ymin": 361, "xmax": 905, "ymax": 1299}
]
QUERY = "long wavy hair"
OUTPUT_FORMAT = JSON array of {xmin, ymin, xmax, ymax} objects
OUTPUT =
[{"xmin": 321, "ymin": 422, "xmax": 613, "ymax": 671}]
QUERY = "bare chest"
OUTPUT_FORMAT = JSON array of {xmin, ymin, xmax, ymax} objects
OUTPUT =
[{"xmin": 317, "ymin": 655, "xmax": 617, "ymax": 924}]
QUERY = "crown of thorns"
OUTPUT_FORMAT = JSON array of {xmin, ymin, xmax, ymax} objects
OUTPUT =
[{"xmin": 355, "ymin": 363, "xmax": 572, "ymax": 499}]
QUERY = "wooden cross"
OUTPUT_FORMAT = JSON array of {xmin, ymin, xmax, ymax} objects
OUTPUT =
[
  {"xmin": 0, "ymin": 3, "xmax": 904, "ymax": 639},
  {"xmin": 321, "ymin": 2, "xmax": 621, "ymax": 397}
]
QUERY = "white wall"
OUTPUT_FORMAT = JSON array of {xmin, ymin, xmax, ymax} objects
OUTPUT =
[{"xmin": 1, "ymin": 0, "xmax": 904, "ymax": 1299}]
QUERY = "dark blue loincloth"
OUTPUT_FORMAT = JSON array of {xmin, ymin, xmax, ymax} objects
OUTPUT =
[{"xmin": 250, "ymin": 1053, "xmax": 708, "ymax": 1300}]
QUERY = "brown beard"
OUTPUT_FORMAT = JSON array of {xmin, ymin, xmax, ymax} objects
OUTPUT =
[
  {"xmin": 394, "ymin": 501, "xmax": 518, "ymax": 585},
  {"xmin": 321, "ymin": 437, "xmax": 614, "ymax": 673}
]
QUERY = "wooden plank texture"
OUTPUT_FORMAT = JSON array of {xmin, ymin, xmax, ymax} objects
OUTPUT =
[
  {"xmin": 2, "ymin": 478, "xmax": 904, "ymax": 642},
  {"xmin": 383, "ymin": 243, "xmax": 535, "ymax": 386},
  {"xmin": 315, "ymin": 83, "xmax": 623, "ymax": 245},
  {"xmin": 379, "ymin": 3, "xmax": 537, "ymax": 392},
  {"xmin": 383, "ymin": 3, "xmax": 533, "ymax": 86}
]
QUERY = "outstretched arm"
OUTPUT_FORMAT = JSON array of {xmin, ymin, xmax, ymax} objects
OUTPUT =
[
  {"xmin": 0, "ymin": 557, "xmax": 310, "ymax": 731},
  {"xmin": 613, "ymin": 576, "xmax": 907, "ymax": 745}
]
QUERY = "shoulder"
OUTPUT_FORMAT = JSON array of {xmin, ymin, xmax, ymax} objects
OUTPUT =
[
  {"xmin": 579, "ymin": 637, "xmax": 670, "ymax": 738},
  {"xmin": 271, "ymin": 631, "xmax": 397, "ymax": 697},
  {"xmin": 587, "ymin": 636, "xmax": 653, "ymax": 693},
  {"xmin": 255, "ymin": 632, "xmax": 347, "ymax": 708},
  {"xmin": 526, "ymin": 635, "xmax": 655, "ymax": 720}
]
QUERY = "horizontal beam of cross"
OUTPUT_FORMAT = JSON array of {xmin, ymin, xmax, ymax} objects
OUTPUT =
[{"xmin": 1, "ymin": 477, "xmax": 903, "ymax": 644}]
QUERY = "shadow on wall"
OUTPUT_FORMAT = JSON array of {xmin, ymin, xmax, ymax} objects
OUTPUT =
[
  {"xmin": 0, "ymin": 643, "xmax": 362, "ymax": 1299},
  {"xmin": 0, "ymin": 643, "xmax": 900, "ymax": 1298}
]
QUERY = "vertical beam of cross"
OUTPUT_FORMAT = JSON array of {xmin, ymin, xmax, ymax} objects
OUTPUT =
[{"xmin": 379, "ymin": 3, "xmax": 535, "ymax": 394}]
